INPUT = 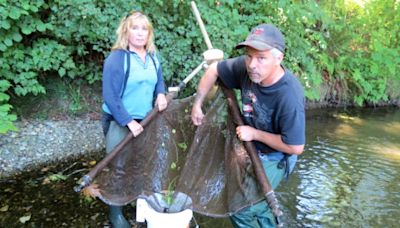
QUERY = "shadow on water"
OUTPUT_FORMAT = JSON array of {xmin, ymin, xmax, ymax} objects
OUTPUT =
[
  {"xmin": 0, "ymin": 153, "xmax": 112, "ymax": 227},
  {"xmin": 0, "ymin": 153, "xmax": 230, "ymax": 227},
  {"xmin": 1, "ymin": 107, "xmax": 400, "ymax": 227}
]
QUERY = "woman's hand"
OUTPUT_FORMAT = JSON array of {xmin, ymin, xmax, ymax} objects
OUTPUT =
[
  {"xmin": 127, "ymin": 120, "xmax": 143, "ymax": 137},
  {"xmin": 191, "ymin": 104, "xmax": 204, "ymax": 126},
  {"xmin": 155, "ymin": 94, "xmax": 168, "ymax": 111}
]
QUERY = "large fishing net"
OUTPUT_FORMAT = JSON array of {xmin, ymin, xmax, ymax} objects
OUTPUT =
[{"xmin": 93, "ymin": 90, "xmax": 265, "ymax": 217}]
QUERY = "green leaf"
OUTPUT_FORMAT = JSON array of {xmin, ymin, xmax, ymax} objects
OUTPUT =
[
  {"xmin": 0, "ymin": 81, "xmax": 11, "ymax": 90},
  {"xmin": 0, "ymin": 104, "xmax": 12, "ymax": 112},
  {"xmin": 1, "ymin": 20, "xmax": 10, "ymax": 29},
  {"xmin": 63, "ymin": 59, "xmax": 76, "ymax": 69},
  {"xmin": 12, "ymin": 32, "xmax": 23, "ymax": 42},
  {"xmin": 30, "ymin": 5, "xmax": 38, "ymax": 12},
  {"xmin": 21, "ymin": 2, "xmax": 30, "ymax": 10},
  {"xmin": 58, "ymin": 67, "xmax": 66, "ymax": 77},
  {"xmin": 14, "ymin": 86, "xmax": 27, "ymax": 96},
  {"xmin": 0, "ymin": 120, "xmax": 18, "ymax": 134},
  {"xmin": 0, "ymin": 93, "xmax": 10, "ymax": 102},
  {"xmin": 44, "ymin": 23, "xmax": 54, "ymax": 30},
  {"xmin": 48, "ymin": 173, "xmax": 68, "ymax": 181},
  {"xmin": 170, "ymin": 162, "xmax": 176, "ymax": 170},
  {"xmin": 177, "ymin": 142, "xmax": 187, "ymax": 151},
  {"xmin": 3, "ymin": 38, "xmax": 12, "ymax": 46},
  {"xmin": 21, "ymin": 25, "xmax": 32, "ymax": 35},
  {"xmin": 0, "ymin": 43, "xmax": 6, "ymax": 52},
  {"xmin": 36, "ymin": 22, "xmax": 46, "ymax": 32},
  {"xmin": 9, "ymin": 7, "xmax": 21, "ymax": 20}
]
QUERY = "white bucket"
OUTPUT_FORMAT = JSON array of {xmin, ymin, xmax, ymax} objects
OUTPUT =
[{"xmin": 136, "ymin": 198, "xmax": 193, "ymax": 228}]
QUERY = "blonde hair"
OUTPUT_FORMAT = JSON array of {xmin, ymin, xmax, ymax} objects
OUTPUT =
[{"xmin": 111, "ymin": 11, "xmax": 156, "ymax": 53}]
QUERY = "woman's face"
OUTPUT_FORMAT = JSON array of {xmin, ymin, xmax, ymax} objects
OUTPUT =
[{"xmin": 128, "ymin": 19, "xmax": 149, "ymax": 51}]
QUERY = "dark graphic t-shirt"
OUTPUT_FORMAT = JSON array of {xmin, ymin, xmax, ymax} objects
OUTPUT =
[{"xmin": 217, "ymin": 56, "xmax": 305, "ymax": 154}]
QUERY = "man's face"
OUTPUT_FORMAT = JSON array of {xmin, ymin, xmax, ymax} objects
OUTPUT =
[{"xmin": 244, "ymin": 47, "xmax": 282, "ymax": 85}]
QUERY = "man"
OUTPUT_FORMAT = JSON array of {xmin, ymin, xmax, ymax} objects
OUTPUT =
[{"xmin": 191, "ymin": 24, "xmax": 305, "ymax": 227}]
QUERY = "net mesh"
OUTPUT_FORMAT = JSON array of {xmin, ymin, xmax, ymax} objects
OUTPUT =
[{"xmin": 94, "ymin": 91, "xmax": 264, "ymax": 217}]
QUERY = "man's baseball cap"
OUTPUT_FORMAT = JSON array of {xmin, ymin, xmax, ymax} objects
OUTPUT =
[{"xmin": 236, "ymin": 24, "xmax": 285, "ymax": 53}]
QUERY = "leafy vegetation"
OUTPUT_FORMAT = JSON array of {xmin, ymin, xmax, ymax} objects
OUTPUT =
[
  {"xmin": 319, "ymin": 0, "xmax": 400, "ymax": 105},
  {"xmin": 1, "ymin": 0, "xmax": 399, "ymax": 133}
]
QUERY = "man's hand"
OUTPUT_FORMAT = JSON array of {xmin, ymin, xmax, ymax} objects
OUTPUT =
[
  {"xmin": 191, "ymin": 104, "xmax": 204, "ymax": 126},
  {"xmin": 156, "ymin": 94, "xmax": 168, "ymax": 112},
  {"xmin": 236, "ymin": 125, "xmax": 255, "ymax": 141},
  {"xmin": 191, "ymin": 62, "xmax": 219, "ymax": 126}
]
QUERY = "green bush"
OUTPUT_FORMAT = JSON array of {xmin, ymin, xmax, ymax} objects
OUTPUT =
[
  {"xmin": 0, "ymin": 0, "xmax": 399, "ymax": 133},
  {"xmin": 319, "ymin": 0, "xmax": 400, "ymax": 105}
]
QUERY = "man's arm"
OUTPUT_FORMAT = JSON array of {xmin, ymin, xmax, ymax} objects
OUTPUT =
[
  {"xmin": 236, "ymin": 125, "xmax": 304, "ymax": 155},
  {"xmin": 191, "ymin": 62, "xmax": 219, "ymax": 126}
]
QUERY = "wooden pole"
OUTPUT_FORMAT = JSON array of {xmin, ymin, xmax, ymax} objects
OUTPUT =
[
  {"xmin": 190, "ymin": 1, "xmax": 283, "ymax": 226},
  {"xmin": 74, "ymin": 61, "xmax": 207, "ymax": 192}
]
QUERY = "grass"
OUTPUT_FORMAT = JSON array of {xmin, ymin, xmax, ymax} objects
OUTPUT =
[{"xmin": 10, "ymin": 76, "xmax": 102, "ymax": 121}]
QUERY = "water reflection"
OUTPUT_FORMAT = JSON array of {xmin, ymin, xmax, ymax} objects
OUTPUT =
[{"xmin": 280, "ymin": 107, "xmax": 400, "ymax": 227}]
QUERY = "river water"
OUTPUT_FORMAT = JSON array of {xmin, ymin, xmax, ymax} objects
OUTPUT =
[
  {"xmin": 1, "ymin": 107, "xmax": 399, "ymax": 227},
  {"xmin": 279, "ymin": 107, "xmax": 400, "ymax": 227}
]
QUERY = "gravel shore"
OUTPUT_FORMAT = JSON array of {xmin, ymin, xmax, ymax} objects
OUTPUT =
[{"xmin": 0, "ymin": 119, "xmax": 104, "ymax": 179}]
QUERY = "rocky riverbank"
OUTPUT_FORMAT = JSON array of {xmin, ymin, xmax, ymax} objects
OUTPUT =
[{"xmin": 0, "ymin": 119, "xmax": 104, "ymax": 179}]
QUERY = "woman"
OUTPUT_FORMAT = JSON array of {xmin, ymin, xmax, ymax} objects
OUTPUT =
[{"xmin": 101, "ymin": 11, "xmax": 168, "ymax": 227}]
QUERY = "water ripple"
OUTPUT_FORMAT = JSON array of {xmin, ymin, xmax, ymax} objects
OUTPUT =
[{"xmin": 279, "ymin": 108, "xmax": 400, "ymax": 227}]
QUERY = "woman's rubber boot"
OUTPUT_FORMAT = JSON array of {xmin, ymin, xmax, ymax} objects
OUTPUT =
[{"xmin": 109, "ymin": 205, "xmax": 130, "ymax": 228}]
